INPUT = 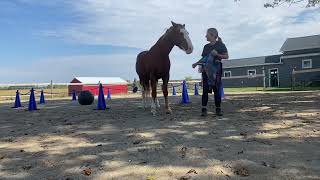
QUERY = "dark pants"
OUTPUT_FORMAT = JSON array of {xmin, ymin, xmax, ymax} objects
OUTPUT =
[{"xmin": 202, "ymin": 72, "xmax": 221, "ymax": 108}]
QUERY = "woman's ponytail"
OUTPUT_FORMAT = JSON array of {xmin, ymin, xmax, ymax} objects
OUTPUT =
[{"xmin": 208, "ymin": 28, "xmax": 222, "ymax": 42}]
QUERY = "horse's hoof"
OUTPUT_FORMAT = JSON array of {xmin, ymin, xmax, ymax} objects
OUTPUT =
[
  {"xmin": 165, "ymin": 108, "xmax": 172, "ymax": 114},
  {"xmin": 151, "ymin": 110, "xmax": 157, "ymax": 116}
]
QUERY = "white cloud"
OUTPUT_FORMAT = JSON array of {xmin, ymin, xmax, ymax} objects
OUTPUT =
[{"xmin": 47, "ymin": 0, "xmax": 320, "ymax": 58}]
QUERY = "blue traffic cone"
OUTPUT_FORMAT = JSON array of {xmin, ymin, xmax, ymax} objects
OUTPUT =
[
  {"xmin": 13, "ymin": 90, "xmax": 22, "ymax": 108},
  {"xmin": 172, "ymin": 86, "xmax": 176, "ymax": 96},
  {"xmin": 40, "ymin": 90, "xmax": 45, "ymax": 104},
  {"xmin": 97, "ymin": 84, "xmax": 107, "ymax": 110},
  {"xmin": 107, "ymin": 88, "xmax": 111, "ymax": 100},
  {"xmin": 194, "ymin": 83, "xmax": 199, "ymax": 96},
  {"xmin": 72, "ymin": 91, "xmax": 77, "ymax": 101},
  {"xmin": 28, "ymin": 88, "xmax": 38, "ymax": 111},
  {"xmin": 220, "ymin": 83, "xmax": 225, "ymax": 100},
  {"xmin": 181, "ymin": 80, "xmax": 190, "ymax": 104}
]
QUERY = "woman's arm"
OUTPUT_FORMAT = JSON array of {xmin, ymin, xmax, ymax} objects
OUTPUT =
[
  {"xmin": 192, "ymin": 57, "xmax": 206, "ymax": 68},
  {"xmin": 217, "ymin": 52, "xmax": 229, "ymax": 60},
  {"xmin": 211, "ymin": 50, "xmax": 229, "ymax": 61}
]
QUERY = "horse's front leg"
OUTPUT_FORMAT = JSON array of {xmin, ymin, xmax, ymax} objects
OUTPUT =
[
  {"xmin": 156, "ymin": 96, "xmax": 160, "ymax": 109},
  {"xmin": 162, "ymin": 78, "xmax": 172, "ymax": 114},
  {"xmin": 150, "ymin": 79, "xmax": 158, "ymax": 116},
  {"xmin": 141, "ymin": 88, "xmax": 148, "ymax": 109}
]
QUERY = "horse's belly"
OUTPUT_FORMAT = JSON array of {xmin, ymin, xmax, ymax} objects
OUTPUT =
[{"xmin": 136, "ymin": 51, "xmax": 170, "ymax": 80}]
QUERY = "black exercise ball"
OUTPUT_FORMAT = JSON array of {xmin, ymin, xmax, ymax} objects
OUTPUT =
[
  {"xmin": 132, "ymin": 86, "xmax": 138, "ymax": 93},
  {"xmin": 78, "ymin": 91, "xmax": 94, "ymax": 105}
]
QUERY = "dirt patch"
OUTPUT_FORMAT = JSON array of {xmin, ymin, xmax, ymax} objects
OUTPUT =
[{"xmin": 0, "ymin": 92, "xmax": 319, "ymax": 179}]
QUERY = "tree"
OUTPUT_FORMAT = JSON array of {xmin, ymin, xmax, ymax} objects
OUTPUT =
[
  {"xmin": 264, "ymin": 0, "xmax": 320, "ymax": 8},
  {"xmin": 235, "ymin": 0, "xmax": 320, "ymax": 8},
  {"xmin": 185, "ymin": 76, "xmax": 193, "ymax": 81}
]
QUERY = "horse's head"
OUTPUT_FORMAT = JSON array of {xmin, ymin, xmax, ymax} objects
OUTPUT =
[{"xmin": 165, "ymin": 21, "xmax": 193, "ymax": 54}]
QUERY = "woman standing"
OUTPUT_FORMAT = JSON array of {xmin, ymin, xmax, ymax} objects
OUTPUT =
[{"xmin": 192, "ymin": 28, "xmax": 229, "ymax": 116}]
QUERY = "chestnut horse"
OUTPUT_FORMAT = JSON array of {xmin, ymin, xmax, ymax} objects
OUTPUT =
[{"xmin": 136, "ymin": 21, "xmax": 193, "ymax": 116}]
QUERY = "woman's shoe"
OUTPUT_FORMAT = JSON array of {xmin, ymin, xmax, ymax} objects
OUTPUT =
[
  {"xmin": 201, "ymin": 108, "xmax": 208, "ymax": 117},
  {"xmin": 216, "ymin": 107, "xmax": 223, "ymax": 116}
]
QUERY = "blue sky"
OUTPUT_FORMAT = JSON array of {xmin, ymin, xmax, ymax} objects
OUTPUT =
[
  {"xmin": 0, "ymin": 0, "xmax": 319, "ymax": 83},
  {"xmin": 0, "ymin": 0, "xmax": 140, "ymax": 65}
]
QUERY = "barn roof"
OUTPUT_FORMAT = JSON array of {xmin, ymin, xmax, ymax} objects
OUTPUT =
[
  {"xmin": 280, "ymin": 34, "xmax": 320, "ymax": 52},
  {"xmin": 223, "ymin": 56, "xmax": 266, "ymax": 68},
  {"xmin": 223, "ymin": 54, "xmax": 282, "ymax": 69},
  {"xmin": 73, "ymin": 77, "xmax": 128, "ymax": 85}
]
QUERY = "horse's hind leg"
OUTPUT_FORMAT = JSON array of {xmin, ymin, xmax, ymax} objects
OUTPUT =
[
  {"xmin": 150, "ymin": 79, "xmax": 158, "ymax": 116},
  {"xmin": 142, "ymin": 81, "xmax": 150, "ymax": 109},
  {"xmin": 156, "ymin": 97, "xmax": 160, "ymax": 109},
  {"xmin": 142, "ymin": 88, "xmax": 147, "ymax": 109},
  {"xmin": 162, "ymin": 76, "xmax": 172, "ymax": 114}
]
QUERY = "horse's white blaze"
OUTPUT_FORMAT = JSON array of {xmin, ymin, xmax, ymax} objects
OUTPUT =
[{"xmin": 180, "ymin": 28, "xmax": 193, "ymax": 54}]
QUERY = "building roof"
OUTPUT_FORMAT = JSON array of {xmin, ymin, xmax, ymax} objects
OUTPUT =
[
  {"xmin": 223, "ymin": 56, "xmax": 266, "ymax": 68},
  {"xmin": 265, "ymin": 54, "xmax": 282, "ymax": 63},
  {"xmin": 72, "ymin": 77, "xmax": 128, "ymax": 85},
  {"xmin": 223, "ymin": 54, "xmax": 282, "ymax": 69},
  {"xmin": 280, "ymin": 34, "xmax": 320, "ymax": 52}
]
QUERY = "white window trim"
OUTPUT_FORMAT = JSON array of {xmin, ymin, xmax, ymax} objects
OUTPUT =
[
  {"xmin": 224, "ymin": 71, "xmax": 232, "ymax": 77},
  {"xmin": 302, "ymin": 59, "xmax": 312, "ymax": 69},
  {"xmin": 247, "ymin": 69, "xmax": 256, "ymax": 76}
]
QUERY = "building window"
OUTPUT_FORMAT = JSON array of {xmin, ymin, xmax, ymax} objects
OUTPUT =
[
  {"xmin": 302, "ymin": 59, "xmax": 312, "ymax": 69},
  {"xmin": 248, "ymin": 69, "xmax": 256, "ymax": 76},
  {"xmin": 224, "ymin": 71, "xmax": 232, "ymax": 77}
]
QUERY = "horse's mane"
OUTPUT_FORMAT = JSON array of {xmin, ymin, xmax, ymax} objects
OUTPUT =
[{"xmin": 161, "ymin": 26, "xmax": 174, "ymax": 40}]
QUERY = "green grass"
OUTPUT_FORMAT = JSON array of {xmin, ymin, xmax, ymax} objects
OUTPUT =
[
  {"xmin": 168, "ymin": 86, "xmax": 320, "ymax": 94},
  {"xmin": 294, "ymin": 87, "xmax": 320, "ymax": 91},
  {"xmin": 223, "ymin": 87, "xmax": 320, "ymax": 92},
  {"xmin": 223, "ymin": 87, "xmax": 263, "ymax": 92}
]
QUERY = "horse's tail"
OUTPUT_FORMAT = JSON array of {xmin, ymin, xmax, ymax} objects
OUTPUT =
[{"xmin": 135, "ymin": 51, "xmax": 150, "ymax": 93}]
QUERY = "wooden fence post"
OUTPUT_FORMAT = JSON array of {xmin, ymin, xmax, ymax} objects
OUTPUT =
[{"xmin": 50, "ymin": 80, "xmax": 53, "ymax": 99}]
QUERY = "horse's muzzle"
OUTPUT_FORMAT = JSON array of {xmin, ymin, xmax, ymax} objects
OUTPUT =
[{"xmin": 186, "ymin": 46, "xmax": 193, "ymax": 54}]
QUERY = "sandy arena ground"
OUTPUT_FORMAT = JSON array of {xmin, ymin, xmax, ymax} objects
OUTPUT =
[{"xmin": 0, "ymin": 92, "xmax": 319, "ymax": 180}]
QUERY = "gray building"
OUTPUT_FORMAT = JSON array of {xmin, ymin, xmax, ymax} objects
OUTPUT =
[{"xmin": 222, "ymin": 35, "xmax": 320, "ymax": 88}]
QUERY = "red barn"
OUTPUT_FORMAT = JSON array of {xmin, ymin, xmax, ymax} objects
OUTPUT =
[{"xmin": 68, "ymin": 77, "xmax": 128, "ymax": 96}]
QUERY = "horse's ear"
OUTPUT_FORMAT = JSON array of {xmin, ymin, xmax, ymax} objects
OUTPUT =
[
  {"xmin": 171, "ymin": 21, "xmax": 177, "ymax": 27},
  {"xmin": 183, "ymin": 24, "xmax": 185, "ymax": 28}
]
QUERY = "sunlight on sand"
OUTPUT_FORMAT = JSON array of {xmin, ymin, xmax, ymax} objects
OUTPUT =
[{"xmin": 0, "ymin": 135, "xmax": 96, "ymax": 155}]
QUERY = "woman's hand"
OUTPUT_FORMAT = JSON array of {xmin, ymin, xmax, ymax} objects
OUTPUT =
[{"xmin": 210, "ymin": 49, "xmax": 218, "ymax": 56}]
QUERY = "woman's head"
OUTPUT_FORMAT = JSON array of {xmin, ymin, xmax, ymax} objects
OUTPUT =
[{"xmin": 206, "ymin": 28, "xmax": 222, "ymax": 42}]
